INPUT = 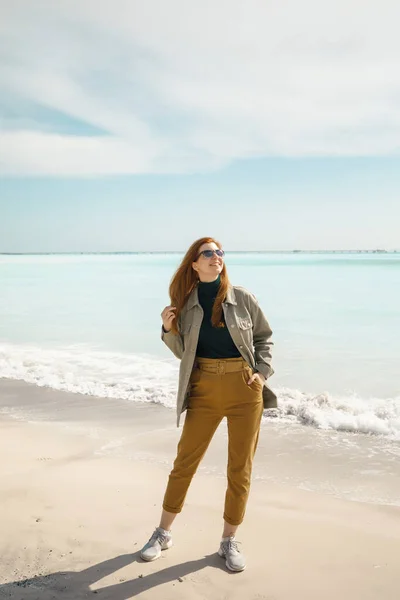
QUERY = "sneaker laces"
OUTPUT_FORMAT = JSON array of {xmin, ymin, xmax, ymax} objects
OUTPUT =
[
  {"xmin": 149, "ymin": 528, "xmax": 168, "ymax": 546},
  {"xmin": 223, "ymin": 538, "xmax": 242, "ymax": 554}
]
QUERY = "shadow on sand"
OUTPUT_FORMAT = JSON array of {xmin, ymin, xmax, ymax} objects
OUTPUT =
[{"xmin": 0, "ymin": 550, "xmax": 232, "ymax": 599}]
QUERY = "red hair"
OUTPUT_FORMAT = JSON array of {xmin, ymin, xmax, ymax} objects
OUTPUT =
[{"xmin": 169, "ymin": 237, "xmax": 230, "ymax": 334}]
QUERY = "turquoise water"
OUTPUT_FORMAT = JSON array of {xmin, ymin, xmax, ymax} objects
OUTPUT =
[{"xmin": 1, "ymin": 253, "xmax": 399, "ymax": 439}]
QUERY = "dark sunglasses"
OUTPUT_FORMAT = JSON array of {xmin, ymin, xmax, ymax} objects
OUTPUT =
[{"xmin": 196, "ymin": 249, "xmax": 225, "ymax": 260}]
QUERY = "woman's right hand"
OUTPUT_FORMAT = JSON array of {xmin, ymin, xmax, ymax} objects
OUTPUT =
[{"xmin": 161, "ymin": 305, "xmax": 176, "ymax": 332}]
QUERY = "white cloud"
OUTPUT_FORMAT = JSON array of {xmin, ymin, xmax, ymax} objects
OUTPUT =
[
  {"xmin": 0, "ymin": 130, "xmax": 152, "ymax": 176},
  {"xmin": 1, "ymin": 0, "xmax": 400, "ymax": 176}
]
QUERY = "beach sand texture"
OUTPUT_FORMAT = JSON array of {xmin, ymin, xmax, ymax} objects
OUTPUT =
[{"xmin": 1, "ymin": 380, "xmax": 399, "ymax": 600}]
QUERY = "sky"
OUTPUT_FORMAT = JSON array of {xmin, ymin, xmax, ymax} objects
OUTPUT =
[{"xmin": 0, "ymin": 0, "xmax": 399, "ymax": 252}]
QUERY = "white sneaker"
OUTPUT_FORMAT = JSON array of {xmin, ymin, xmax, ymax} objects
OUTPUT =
[
  {"xmin": 140, "ymin": 527, "xmax": 173, "ymax": 562},
  {"xmin": 218, "ymin": 536, "xmax": 246, "ymax": 572}
]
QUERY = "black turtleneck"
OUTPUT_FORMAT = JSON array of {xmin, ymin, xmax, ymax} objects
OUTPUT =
[{"xmin": 196, "ymin": 275, "xmax": 241, "ymax": 359}]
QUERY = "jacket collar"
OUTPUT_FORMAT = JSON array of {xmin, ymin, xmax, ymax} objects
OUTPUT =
[{"xmin": 186, "ymin": 284, "xmax": 237, "ymax": 310}]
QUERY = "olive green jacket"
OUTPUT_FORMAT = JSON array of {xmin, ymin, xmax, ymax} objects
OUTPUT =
[{"xmin": 162, "ymin": 284, "xmax": 277, "ymax": 427}]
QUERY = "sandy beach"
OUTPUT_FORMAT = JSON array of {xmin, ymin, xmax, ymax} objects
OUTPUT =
[{"xmin": 1, "ymin": 379, "xmax": 399, "ymax": 600}]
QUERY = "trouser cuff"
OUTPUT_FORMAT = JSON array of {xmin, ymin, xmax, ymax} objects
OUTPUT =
[
  {"xmin": 223, "ymin": 513, "xmax": 243, "ymax": 526},
  {"xmin": 162, "ymin": 504, "xmax": 182, "ymax": 514}
]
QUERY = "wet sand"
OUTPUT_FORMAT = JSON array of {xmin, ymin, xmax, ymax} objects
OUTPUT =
[{"xmin": 1, "ymin": 379, "xmax": 400, "ymax": 600}]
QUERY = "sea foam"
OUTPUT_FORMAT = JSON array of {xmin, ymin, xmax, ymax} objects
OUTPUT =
[{"xmin": 1, "ymin": 343, "xmax": 399, "ymax": 440}]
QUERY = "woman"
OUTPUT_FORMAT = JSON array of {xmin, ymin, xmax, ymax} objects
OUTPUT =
[{"xmin": 140, "ymin": 237, "xmax": 276, "ymax": 572}]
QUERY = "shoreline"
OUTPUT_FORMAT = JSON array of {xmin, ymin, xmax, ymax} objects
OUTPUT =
[
  {"xmin": 1, "ymin": 377, "xmax": 399, "ymax": 508},
  {"xmin": 1, "ymin": 403, "xmax": 400, "ymax": 599}
]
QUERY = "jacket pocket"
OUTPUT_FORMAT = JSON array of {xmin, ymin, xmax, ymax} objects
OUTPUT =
[{"xmin": 238, "ymin": 316, "xmax": 252, "ymax": 330}]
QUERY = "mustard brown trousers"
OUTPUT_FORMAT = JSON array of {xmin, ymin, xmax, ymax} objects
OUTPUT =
[{"xmin": 162, "ymin": 357, "xmax": 264, "ymax": 526}]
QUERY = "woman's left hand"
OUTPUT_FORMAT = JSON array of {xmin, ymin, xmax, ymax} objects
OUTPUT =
[{"xmin": 247, "ymin": 372, "xmax": 266, "ymax": 387}]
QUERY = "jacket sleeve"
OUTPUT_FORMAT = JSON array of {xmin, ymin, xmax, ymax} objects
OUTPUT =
[
  {"xmin": 161, "ymin": 323, "xmax": 184, "ymax": 360},
  {"xmin": 248, "ymin": 294, "xmax": 274, "ymax": 380}
]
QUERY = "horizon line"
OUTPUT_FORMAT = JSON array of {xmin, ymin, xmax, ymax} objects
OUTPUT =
[{"xmin": 0, "ymin": 249, "xmax": 398, "ymax": 255}]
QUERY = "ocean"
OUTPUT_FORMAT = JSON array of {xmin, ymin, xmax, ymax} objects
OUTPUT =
[{"xmin": 1, "ymin": 252, "xmax": 399, "ymax": 505}]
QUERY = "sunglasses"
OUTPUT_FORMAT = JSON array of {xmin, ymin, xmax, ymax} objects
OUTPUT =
[{"xmin": 196, "ymin": 249, "xmax": 225, "ymax": 260}]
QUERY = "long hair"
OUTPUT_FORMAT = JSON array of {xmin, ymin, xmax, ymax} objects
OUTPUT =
[{"xmin": 168, "ymin": 237, "xmax": 230, "ymax": 334}]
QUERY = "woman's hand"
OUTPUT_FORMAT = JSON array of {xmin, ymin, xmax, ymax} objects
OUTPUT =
[
  {"xmin": 161, "ymin": 305, "xmax": 176, "ymax": 332},
  {"xmin": 247, "ymin": 371, "xmax": 266, "ymax": 387}
]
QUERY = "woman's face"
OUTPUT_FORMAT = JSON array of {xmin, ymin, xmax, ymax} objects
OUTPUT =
[{"xmin": 192, "ymin": 241, "xmax": 224, "ymax": 282}]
